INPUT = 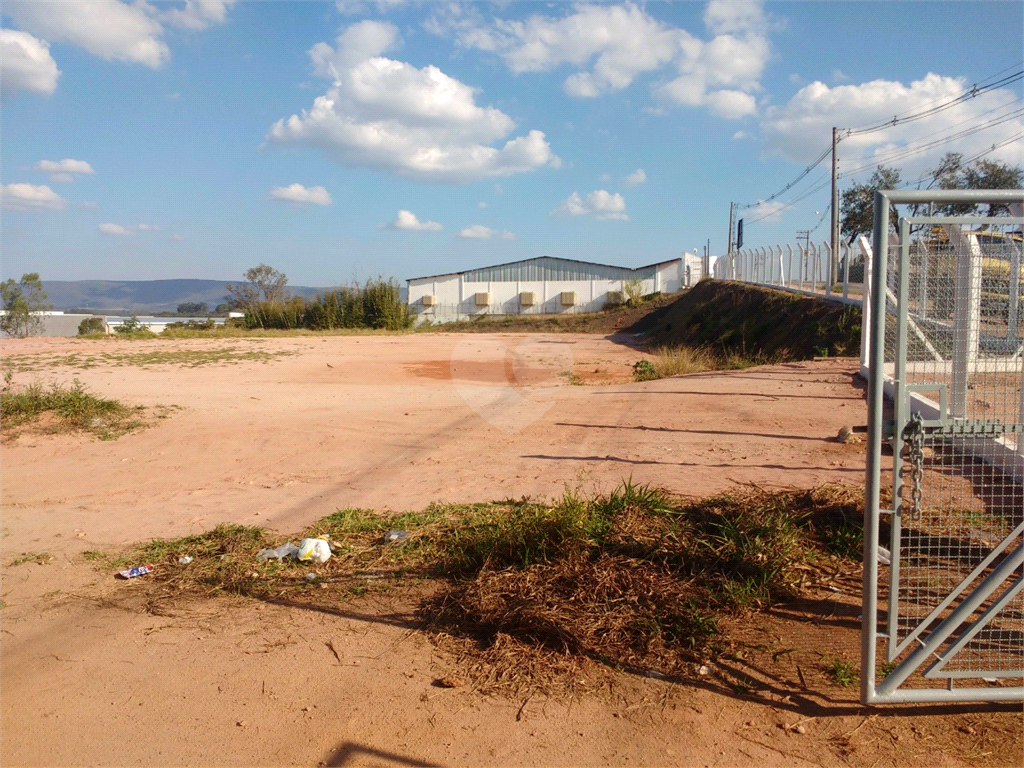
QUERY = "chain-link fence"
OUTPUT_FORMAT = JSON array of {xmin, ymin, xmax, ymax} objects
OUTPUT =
[{"xmin": 864, "ymin": 189, "xmax": 1023, "ymax": 704}]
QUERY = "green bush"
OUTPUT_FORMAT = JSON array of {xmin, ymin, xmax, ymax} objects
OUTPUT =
[
  {"xmin": 77, "ymin": 317, "xmax": 106, "ymax": 336},
  {"xmin": 632, "ymin": 359, "xmax": 657, "ymax": 381},
  {"xmin": 242, "ymin": 278, "xmax": 411, "ymax": 331}
]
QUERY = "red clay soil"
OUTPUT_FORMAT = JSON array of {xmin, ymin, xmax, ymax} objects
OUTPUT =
[{"xmin": 1, "ymin": 333, "xmax": 1020, "ymax": 768}]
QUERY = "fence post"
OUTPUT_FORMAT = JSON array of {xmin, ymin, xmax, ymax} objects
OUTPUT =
[
  {"xmin": 825, "ymin": 241, "xmax": 833, "ymax": 296},
  {"xmin": 842, "ymin": 242, "xmax": 851, "ymax": 300},
  {"xmin": 948, "ymin": 225, "xmax": 983, "ymax": 418},
  {"xmin": 1009, "ymin": 239, "xmax": 1021, "ymax": 346},
  {"xmin": 859, "ymin": 235, "xmax": 873, "ymax": 375},
  {"xmin": 798, "ymin": 244, "xmax": 806, "ymax": 292}
]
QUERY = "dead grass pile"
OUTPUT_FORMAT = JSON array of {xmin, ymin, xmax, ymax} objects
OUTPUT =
[{"xmin": 101, "ymin": 483, "xmax": 868, "ymax": 696}]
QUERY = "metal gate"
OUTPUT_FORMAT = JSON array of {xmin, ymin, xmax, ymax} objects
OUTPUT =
[{"xmin": 863, "ymin": 189, "xmax": 1024, "ymax": 704}]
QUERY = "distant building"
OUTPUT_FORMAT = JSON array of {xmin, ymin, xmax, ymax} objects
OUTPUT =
[
  {"xmin": 407, "ymin": 254, "xmax": 702, "ymax": 324},
  {"xmin": 0, "ymin": 311, "xmax": 98, "ymax": 338}
]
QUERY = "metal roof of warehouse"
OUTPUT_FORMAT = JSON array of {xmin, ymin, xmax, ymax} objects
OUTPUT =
[{"xmin": 407, "ymin": 254, "xmax": 681, "ymax": 283}]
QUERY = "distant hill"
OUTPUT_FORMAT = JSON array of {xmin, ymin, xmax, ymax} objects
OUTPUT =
[{"xmin": 41, "ymin": 279, "xmax": 326, "ymax": 314}]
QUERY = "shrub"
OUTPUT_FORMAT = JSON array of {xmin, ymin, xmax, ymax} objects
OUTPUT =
[
  {"xmin": 241, "ymin": 278, "xmax": 411, "ymax": 331},
  {"xmin": 632, "ymin": 359, "xmax": 657, "ymax": 381},
  {"xmin": 77, "ymin": 316, "xmax": 106, "ymax": 336}
]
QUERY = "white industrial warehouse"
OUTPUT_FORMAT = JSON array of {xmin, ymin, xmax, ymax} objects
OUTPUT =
[{"xmin": 407, "ymin": 254, "xmax": 705, "ymax": 324}]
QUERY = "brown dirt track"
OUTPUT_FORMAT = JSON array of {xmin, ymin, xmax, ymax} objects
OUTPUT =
[{"xmin": 1, "ymin": 332, "xmax": 1020, "ymax": 767}]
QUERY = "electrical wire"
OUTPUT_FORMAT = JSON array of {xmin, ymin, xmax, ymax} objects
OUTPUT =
[
  {"xmin": 737, "ymin": 144, "xmax": 832, "ymax": 209},
  {"xmin": 839, "ymin": 107, "xmax": 1024, "ymax": 177},
  {"xmin": 844, "ymin": 69, "xmax": 1023, "ymax": 136},
  {"xmin": 841, "ymin": 62, "xmax": 1023, "ymax": 133}
]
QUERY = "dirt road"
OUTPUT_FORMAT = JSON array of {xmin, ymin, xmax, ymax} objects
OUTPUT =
[{"xmin": 1, "ymin": 333, "xmax": 1019, "ymax": 767}]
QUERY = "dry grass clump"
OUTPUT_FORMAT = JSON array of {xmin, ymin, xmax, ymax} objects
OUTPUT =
[
  {"xmin": 420, "ymin": 483, "xmax": 859, "ymax": 686},
  {"xmin": 0, "ymin": 377, "xmax": 146, "ymax": 440},
  {"xmin": 101, "ymin": 483, "xmax": 867, "ymax": 696}
]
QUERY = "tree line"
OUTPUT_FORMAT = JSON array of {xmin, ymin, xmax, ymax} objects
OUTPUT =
[
  {"xmin": 840, "ymin": 152, "xmax": 1023, "ymax": 244},
  {"xmin": 225, "ymin": 264, "xmax": 411, "ymax": 331}
]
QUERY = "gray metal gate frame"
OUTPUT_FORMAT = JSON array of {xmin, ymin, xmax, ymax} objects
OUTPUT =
[{"xmin": 862, "ymin": 188, "xmax": 1024, "ymax": 704}]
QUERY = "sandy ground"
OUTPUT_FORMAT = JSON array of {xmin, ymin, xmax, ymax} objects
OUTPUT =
[{"xmin": 1, "ymin": 332, "xmax": 1020, "ymax": 767}]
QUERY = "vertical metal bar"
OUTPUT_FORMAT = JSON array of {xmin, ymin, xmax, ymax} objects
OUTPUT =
[
  {"xmin": 860, "ymin": 237, "xmax": 873, "ymax": 376},
  {"xmin": 799, "ymin": 244, "xmax": 806, "ymax": 292},
  {"xmin": 842, "ymin": 242, "xmax": 851, "ymax": 301},
  {"xmin": 886, "ymin": 217, "xmax": 911, "ymax": 655},
  {"xmin": 950, "ymin": 226, "xmax": 982, "ymax": 418},
  {"xmin": 1019, "ymin": 355, "xmax": 1024, "ymax": 458},
  {"xmin": 787, "ymin": 245, "xmax": 793, "ymax": 290},
  {"xmin": 1009, "ymin": 240, "xmax": 1020, "ymax": 346},
  {"xmin": 863, "ymin": 191, "xmax": 892, "ymax": 705},
  {"xmin": 918, "ymin": 240, "xmax": 929, "ymax": 322}
]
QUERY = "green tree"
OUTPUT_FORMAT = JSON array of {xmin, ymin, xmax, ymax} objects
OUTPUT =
[
  {"xmin": 1, "ymin": 273, "xmax": 52, "ymax": 338},
  {"xmin": 840, "ymin": 165, "xmax": 902, "ymax": 244},
  {"xmin": 78, "ymin": 316, "xmax": 106, "ymax": 336},
  {"xmin": 226, "ymin": 264, "xmax": 289, "ymax": 312},
  {"xmin": 176, "ymin": 301, "xmax": 209, "ymax": 315},
  {"xmin": 927, "ymin": 153, "xmax": 1024, "ymax": 216}
]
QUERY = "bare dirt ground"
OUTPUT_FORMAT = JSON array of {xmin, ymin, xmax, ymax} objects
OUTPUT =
[{"xmin": 1, "ymin": 333, "xmax": 1020, "ymax": 767}]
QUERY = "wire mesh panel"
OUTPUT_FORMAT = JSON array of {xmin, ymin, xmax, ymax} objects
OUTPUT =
[{"xmin": 864, "ymin": 189, "xmax": 1024, "ymax": 704}]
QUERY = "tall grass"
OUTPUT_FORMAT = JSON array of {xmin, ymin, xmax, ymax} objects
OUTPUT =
[
  {"xmin": 243, "ymin": 278, "xmax": 412, "ymax": 331},
  {"xmin": 634, "ymin": 345, "xmax": 777, "ymax": 381},
  {"xmin": 0, "ymin": 379, "xmax": 144, "ymax": 439}
]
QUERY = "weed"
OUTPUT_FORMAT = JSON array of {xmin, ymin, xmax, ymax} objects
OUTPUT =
[
  {"xmin": 103, "ymin": 483, "xmax": 865, "ymax": 696},
  {"xmin": 822, "ymin": 520, "xmax": 863, "ymax": 560},
  {"xmin": 824, "ymin": 656, "xmax": 858, "ymax": 686},
  {"xmin": 632, "ymin": 360, "xmax": 657, "ymax": 381},
  {"xmin": 8, "ymin": 552, "xmax": 52, "ymax": 566},
  {"xmin": 879, "ymin": 661, "xmax": 898, "ymax": 678},
  {"xmin": 0, "ymin": 379, "xmax": 146, "ymax": 440}
]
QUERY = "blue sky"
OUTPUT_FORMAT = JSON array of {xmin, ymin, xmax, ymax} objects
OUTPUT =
[{"xmin": 2, "ymin": 0, "xmax": 1022, "ymax": 286}]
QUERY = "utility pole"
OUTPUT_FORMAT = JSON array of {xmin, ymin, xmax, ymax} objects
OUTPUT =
[
  {"xmin": 830, "ymin": 127, "xmax": 841, "ymax": 294},
  {"xmin": 726, "ymin": 202, "xmax": 735, "ymax": 257}
]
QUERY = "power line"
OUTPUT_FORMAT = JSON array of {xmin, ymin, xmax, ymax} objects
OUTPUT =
[
  {"xmin": 844, "ymin": 69, "xmax": 1023, "ymax": 136},
  {"xmin": 841, "ymin": 62, "xmax": 1023, "ymax": 134},
  {"xmin": 737, "ymin": 144, "xmax": 832, "ymax": 210},
  {"xmin": 839, "ymin": 107, "xmax": 1024, "ymax": 177}
]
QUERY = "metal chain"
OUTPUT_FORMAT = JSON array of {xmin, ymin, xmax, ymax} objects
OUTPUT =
[{"xmin": 905, "ymin": 412, "xmax": 925, "ymax": 521}]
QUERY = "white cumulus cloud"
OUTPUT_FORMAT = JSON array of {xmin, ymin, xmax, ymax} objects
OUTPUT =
[
  {"xmin": 160, "ymin": 0, "xmax": 235, "ymax": 31},
  {"xmin": 267, "ymin": 20, "xmax": 558, "ymax": 181},
  {"xmin": 270, "ymin": 183, "xmax": 332, "ymax": 206},
  {"xmin": 98, "ymin": 223, "xmax": 130, "ymax": 235},
  {"xmin": 37, "ymin": 158, "xmax": 95, "ymax": 182},
  {"xmin": 2, "ymin": 182, "xmax": 66, "ymax": 210},
  {"xmin": 0, "ymin": 29, "xmax": 59, "ymax": 96},
  {"xmin": 3, "ymin": 0, "xmax": 234, "ymax": 74},
  {"xmin": 624, "ymin": 168, "xmax": 646, "ymax": 186},
  {"xmin": 554, "ymin": 190, "xmax": 628, "ymax": 221},
  {"xmin": 760, "ymin": 73, "xmax": 1024, "ymax": 172},
  {"xmin": 441, "ymin": 1, "xmax": 769, "ymax": 119},
  {"xmin": 382, "ymin": 209, "xmax": 442, "ymax": 231},
  {"xmin": 458, "ymin": 225, "xmax": 515, "ymax": 240},
  {"xmin": 97, "ymin": 222, "xmax": 158, "ymax": 235},
  {"xmin": 5, "ymin": 0, "xmax": 169, "ymax": 67}
]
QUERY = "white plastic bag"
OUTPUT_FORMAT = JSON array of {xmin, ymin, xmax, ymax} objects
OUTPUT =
[
  {"xmin": 296, "ymin": 537, "xmax": 332, "ymax": 564},
  {"xmin": 256, "ymin": 542, "xmax": 300, "ymax": 561}
]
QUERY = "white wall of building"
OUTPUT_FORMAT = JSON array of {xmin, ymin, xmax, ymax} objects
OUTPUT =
[{"xmin": 408, "ymin": 257, "xmax": 686, "ymax": 324}]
